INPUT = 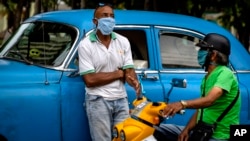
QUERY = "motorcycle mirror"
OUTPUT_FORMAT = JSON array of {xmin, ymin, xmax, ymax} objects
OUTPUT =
[{"xmin": 172, "ymin": 78, "xmax": 187, "ymax": 88}]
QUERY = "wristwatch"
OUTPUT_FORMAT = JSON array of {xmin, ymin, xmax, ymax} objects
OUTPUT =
[{"xmin": 180, "ymin": 100, "xmax": 188, "ymax": 109}]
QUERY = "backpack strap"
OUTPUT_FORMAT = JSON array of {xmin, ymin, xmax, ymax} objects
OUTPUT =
[{"xmin": 216, "ymin": 89, "xmax": 240, "ymax": 123}]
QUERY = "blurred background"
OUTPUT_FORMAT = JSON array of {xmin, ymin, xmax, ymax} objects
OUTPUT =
[{"xmin": 0, "ymin": 0, "xmax": 250, "ymax": 52}]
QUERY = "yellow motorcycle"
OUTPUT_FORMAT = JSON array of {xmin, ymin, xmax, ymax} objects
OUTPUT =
[{"xmin": 112, "ymin": 78, "xmax": 187, "ymax": 141}]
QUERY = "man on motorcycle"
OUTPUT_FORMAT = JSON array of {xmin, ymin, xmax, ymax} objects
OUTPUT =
[{"xmin": 155, "ymin": 33, "xmax": 241, "ymax": 141}]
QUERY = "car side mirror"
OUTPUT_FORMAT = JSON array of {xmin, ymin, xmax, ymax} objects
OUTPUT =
[{"xmin": 172, "ymin": 78, "xmax": 187, "ymax": 88}]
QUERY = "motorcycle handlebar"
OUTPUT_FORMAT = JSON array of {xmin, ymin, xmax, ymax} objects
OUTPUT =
[{"xmin": 159, "ymin": 109, "xmax": 185, "ymax": 119}]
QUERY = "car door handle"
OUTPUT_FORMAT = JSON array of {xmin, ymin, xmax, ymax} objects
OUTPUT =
[
  {"xmin": 142, "ymin": 75, "xmax": 158, "ymax": 81},
  {"xmin": 140, "ymin": 71, "xmax": 159, "ymax": 81}
]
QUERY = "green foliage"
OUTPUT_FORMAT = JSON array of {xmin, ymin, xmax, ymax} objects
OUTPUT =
[
  {"xmin": 3, "ymin": 0, "xmax": 16, "ymax": 11},
  {"xmin": 1, "ymin": 0, "xmax": 249, "ymax": 49},
  {"xmin": 218, "ymin": 0, "xmax": 250, "ymax": 28},
  {"xmin": 217, "ymin": 0, "xmax": 250, "ymax": 49}
]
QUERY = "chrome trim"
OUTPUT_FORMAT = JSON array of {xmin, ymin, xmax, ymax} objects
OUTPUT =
[
  {"xmin": 44, "ymin": 26, "xmax": 80, "ymax": 71},
  {"xmin": 236, "ymin": 70, "xmax": 250, "ymax": 73},
  {"xmin": 4, "ymin": 22, "xmax": 81, "ymax": 72},
  {"xmin": 115, "ymin": 25, "xmax": 150, "ymax": 28},
  {"xmin": 57, "ymin": 26, "xmax": 80, "ymax": 70},
  {"xmin": 135, "ymin": 69, "xmax": 250, "ymax": 74},
  {"xmin": 154, "ymin": 26, "xmax": 204, "ymax": 37},
  {"xmin": 159, "ymin": 70, "xmax": 239, "ymax": 74},
  {"xmin": 60, "ymin": 25, "xmax": 151, "ymax": 72},
  {"xmin": 159, "ymin": 70, "xmax": 206, "ymax": 73},
  {"xmin": 85, "ymin": 29, "xmax": 94, "ymax": 36},
  {"xmin": 135, "ymin": 70, "xmax": 158, "ymax": 74}
]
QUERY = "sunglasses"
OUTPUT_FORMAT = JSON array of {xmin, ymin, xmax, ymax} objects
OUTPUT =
[
  {"xmin": 94, "ymin": 3, "xmax": 114, "ymax": 18},
  {"xmin": 96, "ymin": 3, "xmax": 113, "ymax": 8}
]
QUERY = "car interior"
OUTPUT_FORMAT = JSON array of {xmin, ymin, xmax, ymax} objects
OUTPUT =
[{"xmin": 115, "ymin": 29, "xmax": 149, "ymax": 69}]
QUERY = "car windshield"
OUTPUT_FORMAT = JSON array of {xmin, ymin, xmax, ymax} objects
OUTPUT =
[{"xmin": 0, "ymin": 22, "xmax": 77, "ymax": 67}]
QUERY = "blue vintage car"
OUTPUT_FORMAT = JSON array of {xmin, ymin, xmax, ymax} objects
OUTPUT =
[{"xmin": 0, "ymin": 9, "xmax": 249, "ymax": 141}]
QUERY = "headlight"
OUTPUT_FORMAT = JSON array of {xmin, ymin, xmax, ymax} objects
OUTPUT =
[
  {"xmin": 112, "ymin": 127, "xmax": 118, "ymax": 138},
  {"xmin": 120, "ymin": 130, "xmax": 126, "ymax": 141}
]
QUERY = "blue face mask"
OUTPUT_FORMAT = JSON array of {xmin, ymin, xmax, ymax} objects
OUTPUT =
[
  {"xmin": 197, "ymin": 50, "xmax": 208, "ymax": 66},
  {"xmin": 96, "ymin": 17, "xmax": 115, "ymax": 35}
]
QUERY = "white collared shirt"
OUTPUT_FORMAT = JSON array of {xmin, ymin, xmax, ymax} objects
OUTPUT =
[{"xmin": 78, "ymin": 31, "xmax": 134, "ymax": 100}]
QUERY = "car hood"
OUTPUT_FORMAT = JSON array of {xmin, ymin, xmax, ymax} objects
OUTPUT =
[{"xmin": 0, "ymin": 59, "xmax": 62, "ymax": 85}]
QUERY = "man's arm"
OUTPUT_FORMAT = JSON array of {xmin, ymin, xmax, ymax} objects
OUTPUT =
[
  {"xmin": 82, "ymin": 69, "xmax": 124, "ymax": 87},
  {"xmin": 178, "ymin": 110, "xmax": 198, "ymax": 141},
  {"xmin": 124, "ymin": 68, "xmax": 141, "ymax": 95},
  {"xmin": 163, "ymin": 86, "xmax": 224, "ymax": 117}
]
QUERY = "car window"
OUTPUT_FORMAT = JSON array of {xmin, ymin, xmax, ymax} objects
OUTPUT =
[
  {"xmin": 114, "ymin": 29, "xmax": 149, "ymax": 69},
  {"xmin": 5, "ymin": 22, "xmax": 77, "ymax": 67},
  {"xmin": 159, "ymin": 32, "xmax": 201, "ymax": 69}
]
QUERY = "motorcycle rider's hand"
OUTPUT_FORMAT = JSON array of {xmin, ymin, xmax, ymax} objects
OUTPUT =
[{"xmin": 163, "ymin": 102, "xmax": 183, "ymax": 117}]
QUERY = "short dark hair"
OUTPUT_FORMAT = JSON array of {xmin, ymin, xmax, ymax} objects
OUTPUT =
[{"xmin": 93, "ymin": 3, "xmax": 113, "ymax": 17}]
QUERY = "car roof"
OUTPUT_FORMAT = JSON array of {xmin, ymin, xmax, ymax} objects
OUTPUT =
[
  {"xmin": 23, "ymin": 9, "xmax": 250, "ymax": 70},
  {"xmin": 24, "ymin": 9, "xmax": 224, "ymax": 34}
]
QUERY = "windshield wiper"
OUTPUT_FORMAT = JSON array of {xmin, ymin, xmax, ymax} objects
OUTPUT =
[{"xmin": 8, "ymin": 50, "xmax": 33, "ymax": 65}]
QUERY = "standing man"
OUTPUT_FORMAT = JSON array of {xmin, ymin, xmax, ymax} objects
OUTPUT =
[
  {"xmin": 78, "ymin": 3, "xmax": 140, "ymax": 141},
  {"xmin": 155, "ymin": 33, "xmax": 241, "ymax": 141}
]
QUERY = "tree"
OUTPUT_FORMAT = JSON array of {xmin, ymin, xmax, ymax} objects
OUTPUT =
[
  {"xmin": 218, "ymin": 0, "xmax": 250, "ymax": 51},
  {"xmin": 123, "ymin": 0, "xmax": 250, "ymax": 51},
  {"xmin": 0, "ymin": 0, "xmax": 30, "ymax": 32},
  {"xmin": 1, "ymin": 0, "xmax": 250, "ymax": 51}
]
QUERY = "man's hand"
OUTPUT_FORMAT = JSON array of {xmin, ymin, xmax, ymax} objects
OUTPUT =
[
  {"xmin": 127, "ymin": 75, "xmax": 141, "ymax": 96},
  {"xmin": 117, "ymin": 68, "xmax": 125, "ymax": 83},
  {"xmin": 178, "ymin": 129, "xmax": 190, "ymax": 141},
  {"xmin": 163, "ymin": 102, "xmax": 184, "ymax": 117}
]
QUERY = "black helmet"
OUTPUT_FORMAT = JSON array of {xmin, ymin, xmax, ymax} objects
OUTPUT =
[{"xmin": 196, "ymin": 33, "xmax": 231, "ymax": 56}]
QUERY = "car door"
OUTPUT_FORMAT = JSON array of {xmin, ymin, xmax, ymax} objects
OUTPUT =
[
  {"xmin": 0, "ymin": 22, "xmax": 68, "ymax": 141},
  {"xmin": 58, "ymin": 46, "xmax": 91, "ymax": 141},
  {"xmin": 60, "ymin": 25, "xmax": 166, "ymax": 141},
  {"xmin": 113, "ymin": 25, "xmax": 165, "ymax": 108},
  {"xmin": 153, "ymin": 26, "xmax": 206, "ymax": 125}
]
